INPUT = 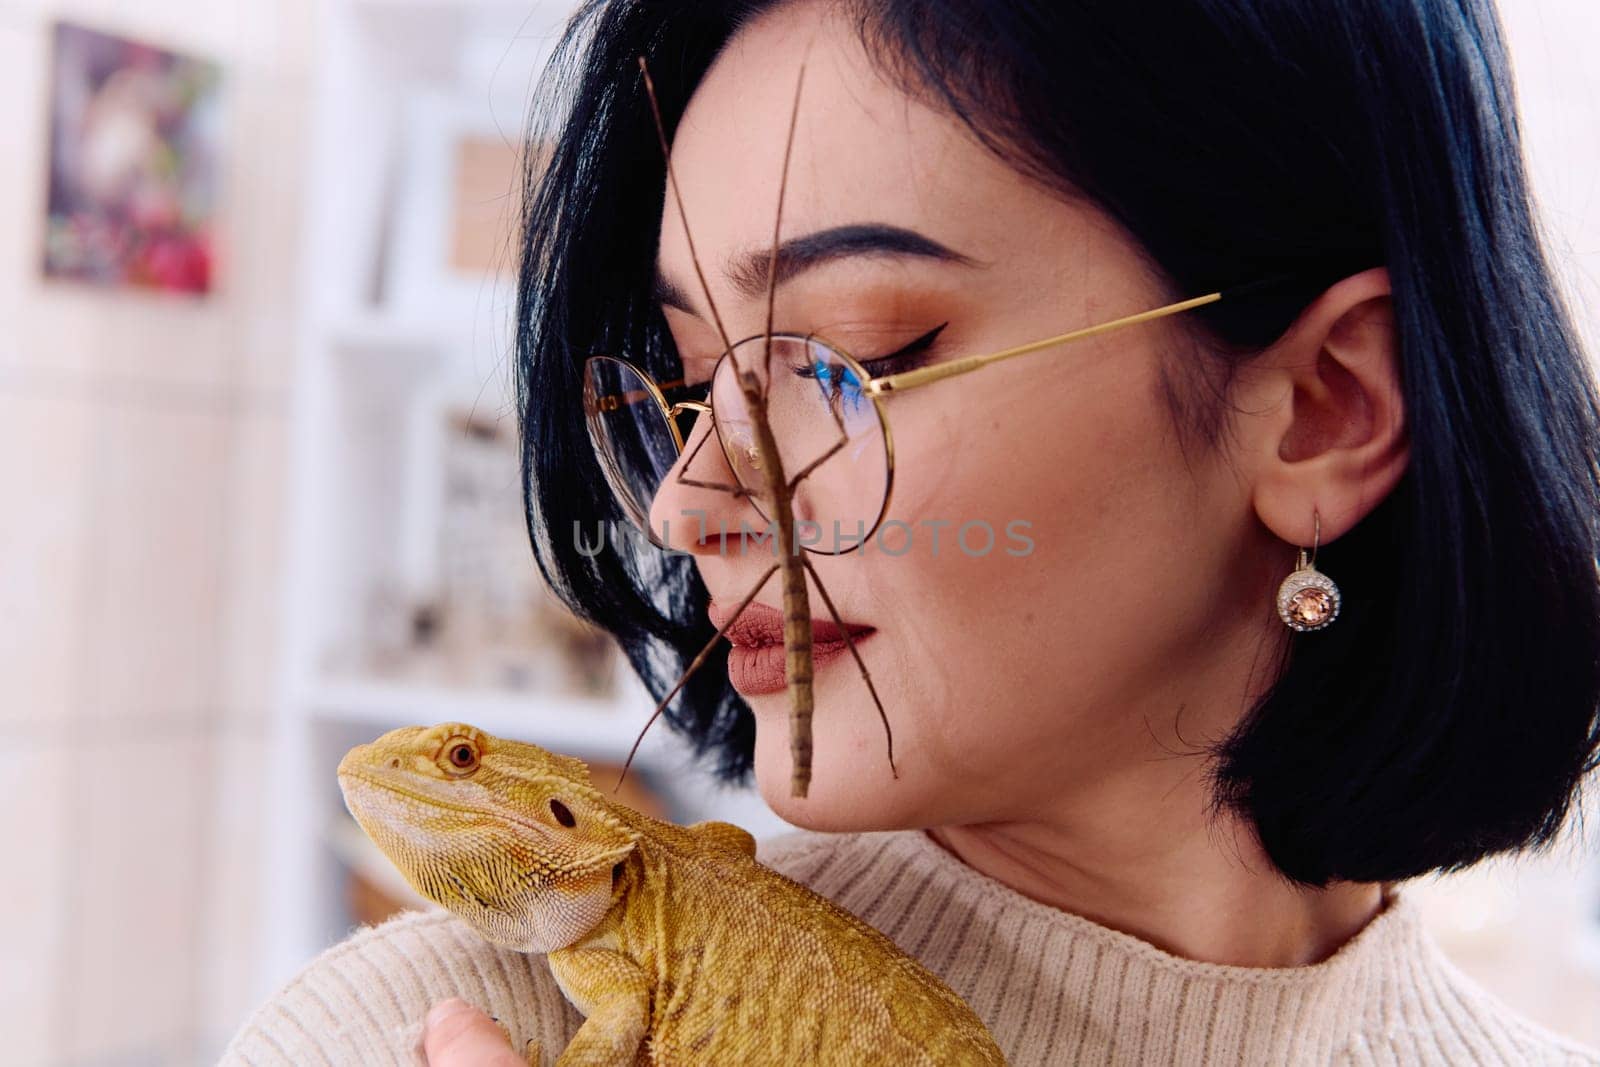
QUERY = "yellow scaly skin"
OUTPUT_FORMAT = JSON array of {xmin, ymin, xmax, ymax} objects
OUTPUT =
[{"xmin": 337, "ymin": 722, "xmax": 1007, "ymax": 1066}]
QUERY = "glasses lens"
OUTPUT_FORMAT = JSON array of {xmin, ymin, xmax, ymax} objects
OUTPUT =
[
  {"xmin": 582, "ymin": 356, "xmax": 680, "ymax": 538},
  {"xmin": 710, "ymin": 335, "xmax": 889, "ymax": 553}
]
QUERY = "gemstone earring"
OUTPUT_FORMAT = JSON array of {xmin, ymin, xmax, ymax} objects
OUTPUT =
[{"xmin": 1276, "ymin": 508, "xmax": 1340, "ymax": 632}]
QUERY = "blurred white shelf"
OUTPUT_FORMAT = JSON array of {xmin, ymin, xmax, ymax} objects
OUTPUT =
[
  {"xmin": 305, "ymin": 675, "xmax": 664, "ymax": 762},
  {"xmin": 256, "ymin": 0, "xmax": 793, "ymax": 1009},
  {"xmin": 328, "ymin": 313, "xmax": 451, "ymax": 354}
]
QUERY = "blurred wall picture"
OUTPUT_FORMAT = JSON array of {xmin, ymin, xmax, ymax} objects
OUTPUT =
[
  {"xmin": 449, "ymin": 136, "xmax": 553, "ymax": 277},
  {"xmin": 41, "ymin": 21, "xmax": 222, "ymax": 295}
]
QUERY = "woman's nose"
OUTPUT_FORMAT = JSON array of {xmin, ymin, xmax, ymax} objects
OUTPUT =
[{"xmin": 647, "ymin": 412, "xmax": 761, "ymax": 554}]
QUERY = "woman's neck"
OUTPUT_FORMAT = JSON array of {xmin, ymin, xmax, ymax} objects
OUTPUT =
[
  {"xmin": 917, "ymin": 603, "xmax": 1390, "ymax": 969},
  {"xmin": 924, "ymin": 787, "xmax": 1386, "ymax": 968}
]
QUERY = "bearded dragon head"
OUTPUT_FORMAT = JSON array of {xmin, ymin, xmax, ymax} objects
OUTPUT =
[{"xmin": 337, "ymin": 722, "xmax": 640, "ymax": 952}]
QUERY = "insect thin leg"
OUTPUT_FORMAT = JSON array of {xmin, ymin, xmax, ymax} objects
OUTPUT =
[
  {"xmin": 673, "ymin": 416, "xmax": 758, "ymax": 499},
  {"xmin": 612, "ymin": 563, "xmax": 782, "ymax": 793},
  {"xmin": 801, "ymin": 552, "xmax": 897, "ymax": 779},
  {"xmin": 787, "ymin": 383, "xmax": 851, "ymax": 490},
  {"xmin": 786, "ymin": 430, "xmax": 849, "ymax": 491}
]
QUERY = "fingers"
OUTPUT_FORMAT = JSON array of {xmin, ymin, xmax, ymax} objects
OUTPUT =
[{"xmin": 423, "ymin": 997, "xmax": 526, "ymax": 1067}]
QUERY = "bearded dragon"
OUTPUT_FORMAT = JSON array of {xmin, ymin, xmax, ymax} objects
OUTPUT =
[{"xmin": 337, "ymin": 722, "xmax": 1007, "ymax": 1066}]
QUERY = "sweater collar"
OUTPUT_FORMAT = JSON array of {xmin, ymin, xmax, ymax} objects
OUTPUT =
[
  {"xmin": 762, "ymin": 826, "xmax": 1453, "ymax": 1059},
  {"xmin": 884, "ymin": 826, "xmax": 1421, "ymax": 984}
]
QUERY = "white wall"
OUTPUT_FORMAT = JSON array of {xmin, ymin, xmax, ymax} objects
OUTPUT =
[
  {"xmin": 1500, "ymin": 0, "xmax": 1600, "ymax": 358},
  {"xmin": 0, "ymin": 1, "xmax": 313, "ymax": 1063}
]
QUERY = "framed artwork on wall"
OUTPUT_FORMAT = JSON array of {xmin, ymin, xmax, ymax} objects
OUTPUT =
[{"xmin": 41, "ymin": 21, "xmax": 223, "ymax": 295}]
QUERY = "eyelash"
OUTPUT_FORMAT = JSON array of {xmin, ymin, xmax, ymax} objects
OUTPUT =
[
  {"xmin": 791, "ymin": 321, "xmax": 949, "ymax": 386},
  {"xmin": 853, "ymin": 321, "xmax": 948, "ymax": 376},
  {"xmin": 667, "ymin": 322, "xmax": 948, "ymax": 402}
]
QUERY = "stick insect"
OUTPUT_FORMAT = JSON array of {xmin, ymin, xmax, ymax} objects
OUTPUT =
[{"xmin": 613, "ymin": 55, "xmax": 897, "ymax": 799}]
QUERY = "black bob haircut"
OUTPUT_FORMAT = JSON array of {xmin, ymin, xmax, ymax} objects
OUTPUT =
[{"xmin": 513, "ymin": 0, "xmax": 1600, "ymax": 886}]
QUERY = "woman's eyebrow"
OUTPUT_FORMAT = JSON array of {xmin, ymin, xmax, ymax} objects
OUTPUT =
[{"xmin": 653, "ymin": 223, "xmax": 980, "ymax": 318}]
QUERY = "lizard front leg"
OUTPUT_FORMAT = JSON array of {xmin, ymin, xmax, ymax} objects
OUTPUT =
[{"xmin": 547, "ymin": 946, "xmax": 653, "ymax": 1066}]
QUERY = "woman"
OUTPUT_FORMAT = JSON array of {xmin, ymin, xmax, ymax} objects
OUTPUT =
[{"xmin": 225, "ymin": 0, "xmax": 1600, "ymax": 1062}]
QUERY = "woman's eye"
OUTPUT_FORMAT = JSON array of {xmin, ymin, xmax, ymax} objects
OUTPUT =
[
  {"xmin": 791, "ymin": 321, "xmax": 948, "ymax": 409},
  {"xmin": 802, "ymin": 359, "xmax": 868, "ymax": 411}
]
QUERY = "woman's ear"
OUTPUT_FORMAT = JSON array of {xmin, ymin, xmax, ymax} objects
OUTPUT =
[{"xmin": 1243, "ymin": 266, "xmax": 1410, "ymax": 548}]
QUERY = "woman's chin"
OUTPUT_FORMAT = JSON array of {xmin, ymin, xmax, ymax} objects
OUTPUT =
[{"xmin": 751, "ymin": 738, "xmax": 919, "ymax": 832}]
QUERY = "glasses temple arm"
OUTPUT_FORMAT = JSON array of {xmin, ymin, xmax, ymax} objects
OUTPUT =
[{"xmin": 865, "ymin": 290, "xmax": 1224, "ymax": 397}]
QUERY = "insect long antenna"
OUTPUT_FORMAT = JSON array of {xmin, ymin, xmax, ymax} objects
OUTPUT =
[
  {"xmin": 613, "ymin": 563, "xmax": 782, "ymax": 794},
  {"xmin": 638, "ymin": 57, "xmax": 735, "ymax": 360},
  {"xmin": 802, "ymin": 553, "xmax": 896, "ymax": 778},
  {"xmin": 762, "ymin": 58, "xmax": 807, "ymax": 383},
  {"xmin": 640, "ymin": 55, "xmax": 762, "ymax": 509}
]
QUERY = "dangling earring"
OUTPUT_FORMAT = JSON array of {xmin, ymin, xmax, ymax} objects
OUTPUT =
[{"xmin": 1276, "ymin": 508, "xmax": 1341, "ymax": 632}]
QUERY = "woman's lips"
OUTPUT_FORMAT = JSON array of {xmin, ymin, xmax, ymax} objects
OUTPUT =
[{"xmin": 708, "ymin": 598, "xmax": 876, "ymax": 696}]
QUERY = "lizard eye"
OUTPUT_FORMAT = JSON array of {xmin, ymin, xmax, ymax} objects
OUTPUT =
[
  {"xmin": 549, "ymin": 798, "xmax": 576, "ymax": 827},
  {"xmin": 441, "ymin": 737, "xmax": 479, "ymax": 775}
]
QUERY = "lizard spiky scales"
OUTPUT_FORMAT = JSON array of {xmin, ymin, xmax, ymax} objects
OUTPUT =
[{"xmin": 339, "ymin": 722, "xmax": 1006, "ymax": 1065}]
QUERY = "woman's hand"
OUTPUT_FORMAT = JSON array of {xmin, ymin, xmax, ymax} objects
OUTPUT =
[{"xmin": 423, "ymin": 998, "xmax": 528, "ymax": 1066}]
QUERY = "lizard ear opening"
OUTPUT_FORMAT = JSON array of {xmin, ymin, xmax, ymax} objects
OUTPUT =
[{"xmin": 549, "ymin": 797, "xmax": 577, "ymax": 827}]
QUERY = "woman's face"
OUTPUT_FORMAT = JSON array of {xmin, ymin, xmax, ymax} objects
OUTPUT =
[{"xmin": 649, "ymin": 0, "xmax": 1289, "ymax": 829}]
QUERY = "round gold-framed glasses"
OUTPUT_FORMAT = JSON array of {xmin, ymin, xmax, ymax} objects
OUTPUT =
[{"xmin": 582, "ymin": 284, "xmax": 1267, "ymax": 555}]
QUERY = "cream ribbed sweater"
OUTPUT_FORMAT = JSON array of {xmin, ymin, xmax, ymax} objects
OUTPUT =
[{"xmin": 222, "ymin": 827, "xmax": 1597, "ymax": 1065}]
